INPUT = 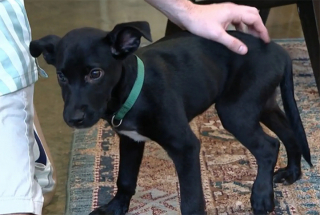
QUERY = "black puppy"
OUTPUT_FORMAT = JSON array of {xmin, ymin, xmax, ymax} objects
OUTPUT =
[{"xmin": 29, "ymin": 21, "xmax": 312, "ymax": 215}]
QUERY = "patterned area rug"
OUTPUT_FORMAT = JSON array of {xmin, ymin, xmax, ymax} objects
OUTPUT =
[{"xmin": 66, "ymin": 40, "xmax": 320, "ymax": 215}]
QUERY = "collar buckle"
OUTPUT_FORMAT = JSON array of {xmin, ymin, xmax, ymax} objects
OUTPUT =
[{"xmin": 111, "ymin": 115, "xmax": 123, "ymax": 128}]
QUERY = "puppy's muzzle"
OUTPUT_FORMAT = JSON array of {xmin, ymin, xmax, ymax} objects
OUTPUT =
[{"xmin": 67, "ymin": 109, "xmax": 86, "ymax": 127}]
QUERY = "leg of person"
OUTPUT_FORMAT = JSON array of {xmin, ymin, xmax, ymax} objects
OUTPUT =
[
  {"xmin": 33, "ymin": 108, "xmax": 57, "ymax": 207},
  {"xmin": 0, "ymin": 85, "xmax": 43, "ymax": 215}
]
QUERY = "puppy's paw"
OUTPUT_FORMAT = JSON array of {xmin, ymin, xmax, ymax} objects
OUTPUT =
[
  {"xmin": 89, "ymin": 197, "xmax": 129, "ymax": 215},
  {"xmin": 251, "ymin": 187, "xmax": 274, "ymax": 215},
  {"xmin": 273, "ymin": 166, "xmax": 301, "ymax": 185},
  {"xmin": 89, "ymin": 206, "xmax": 127, "ymax": 215}
]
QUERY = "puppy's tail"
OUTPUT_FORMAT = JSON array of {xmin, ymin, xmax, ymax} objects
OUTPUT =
[{"xmin": 280, "ymin": 56, "xmax": 313, "ymax": 167}]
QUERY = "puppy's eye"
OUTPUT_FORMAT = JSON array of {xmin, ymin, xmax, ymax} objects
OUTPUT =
[
  {"xmin": 57, "ymin": 72, "xmax": 68, "ymax": 83},
  {"xmin": 89, "ymin": 69, "xmax": 103, "ymax": 80}
]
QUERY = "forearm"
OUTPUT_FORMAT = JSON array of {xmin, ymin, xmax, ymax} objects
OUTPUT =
[{"xmin": 144, "ymin": 0, "xmax": 194, "ymax": 27}]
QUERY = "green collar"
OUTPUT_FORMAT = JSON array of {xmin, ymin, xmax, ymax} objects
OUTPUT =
[{"xmin": 111, "ymin": 55, "xmax": 145, "ymax": 128}]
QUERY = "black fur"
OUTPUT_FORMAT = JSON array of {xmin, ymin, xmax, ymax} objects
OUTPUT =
[{"xmin": 30, "ymin": 21, "xmax": 312, "ymax": 215}]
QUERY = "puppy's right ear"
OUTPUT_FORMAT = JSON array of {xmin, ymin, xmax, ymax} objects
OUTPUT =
[{"xmin": 29, "ymin": 35, "xmax": 61, "ymax": 66}]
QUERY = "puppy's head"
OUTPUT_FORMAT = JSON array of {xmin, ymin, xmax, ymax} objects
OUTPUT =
[{"xmin": 30, "ymin": 21, "xmax": 152, "ymax": 128}]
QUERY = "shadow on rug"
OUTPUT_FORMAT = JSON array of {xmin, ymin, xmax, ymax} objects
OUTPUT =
[{"xmin": 66, "ymin": 40, "xmax": 320, "ymax": 215}]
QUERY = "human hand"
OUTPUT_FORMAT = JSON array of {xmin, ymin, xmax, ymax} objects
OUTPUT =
[{"xmin": 177, "ymin": 2, "xmax": 270, "ymax": 55}]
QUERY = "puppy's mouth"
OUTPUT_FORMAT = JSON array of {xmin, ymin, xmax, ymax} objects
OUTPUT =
[
  {"xmin": 63, "ymin": 101, "xmax": 108, "ymax": 129},
  {"xmin": 66, "ymin": 118, "xmax": 100, "ymax": 129}
]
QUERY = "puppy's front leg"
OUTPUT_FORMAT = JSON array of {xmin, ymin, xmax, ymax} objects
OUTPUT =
[
  {"xmin": 160, "ymin": 126, "xmax": 206, "ymax": 215},
  {"xmin": 90, "ymin": 135, "xmax": 145, "ymax": 215}
]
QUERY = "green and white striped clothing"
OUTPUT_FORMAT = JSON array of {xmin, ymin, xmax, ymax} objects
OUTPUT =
[{"xmin": 0, "ymin": 0, "xmax": 38, "ymax": 96}]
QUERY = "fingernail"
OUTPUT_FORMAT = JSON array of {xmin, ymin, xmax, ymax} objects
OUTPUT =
[{"xmin": 238, "ymin": 45, "xmax": 246, "ymax": 54}]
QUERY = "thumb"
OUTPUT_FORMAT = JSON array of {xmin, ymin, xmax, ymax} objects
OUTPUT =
[{"xmin": 216, "ymin": 31, "xmax": 248, "ymax": 55}]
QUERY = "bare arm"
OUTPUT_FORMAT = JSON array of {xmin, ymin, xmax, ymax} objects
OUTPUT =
[
  {"xmin": 144, "ymin": 0, "xmax": 193, "ymax": 29},
  {"xmin": 145, "ymin": 0, "xmax": 270, "ymax": 55}
]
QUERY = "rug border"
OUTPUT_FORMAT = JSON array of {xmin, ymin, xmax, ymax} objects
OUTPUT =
[
  {"xmin": 272, "ymin": 38, "xmax": 305, "ymax": 42},
  {"xmin": 65, "ymin": 129, "xmax": 81, "ymax": 215}
]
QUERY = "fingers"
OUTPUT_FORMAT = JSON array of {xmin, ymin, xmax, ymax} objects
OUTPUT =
[
  {"xmin": 234, "ymin": 22, "xmax": 247, "ymax": 33},
  {"xmin": 235, "ymin": 5, "xmax": 270, "ymax": 43},
  {"xmin": 215, "ymin": 30, "xmax": 248, "ymax": 55},
  {"xmin": 247, "ymin": 25, "xmax": 261, "ymax": 38},
  {"xmin": 180, "ymin": 2, "xmax": 269, "ymax": 55}
]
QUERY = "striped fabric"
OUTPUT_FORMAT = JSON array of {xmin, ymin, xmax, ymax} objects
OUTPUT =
[{"xmin": 0, "ymin": 0, "xmax": 38, "ymax": 96}]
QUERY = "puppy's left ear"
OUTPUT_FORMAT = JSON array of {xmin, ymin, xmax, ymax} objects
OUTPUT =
[{"xmin": 106, "ymin": 21, "xmax": 152, "ymax": 59}]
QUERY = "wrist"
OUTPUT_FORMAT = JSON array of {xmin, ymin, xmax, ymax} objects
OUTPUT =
[
  {"xmin": 145, "ymin": 0, "xmax": 195, "ymax": 28},
  {"xmin": 175, "ymin": 1, "xmax": 195, "ymax": 28}
]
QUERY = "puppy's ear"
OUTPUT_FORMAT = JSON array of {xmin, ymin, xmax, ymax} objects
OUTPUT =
[
  {"xmin": 106, "ymin": 21, "xmax": 152, "ymax": 59},
  {"xmin": 29, "ymin": 35, "xmax": 61, "ymax": 66}
]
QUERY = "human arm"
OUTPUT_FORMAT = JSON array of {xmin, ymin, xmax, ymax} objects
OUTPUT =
[{"xmin": 144, "ymin": 0, "xmax": 270, "ymax": 55}]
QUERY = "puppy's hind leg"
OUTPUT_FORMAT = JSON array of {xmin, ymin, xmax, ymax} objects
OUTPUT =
[
  {"xmin": 260, "ymin": 95, "xmax": 302, "ymax": 185},
  {"xmin": 216, "ymin": 102, "xmax": 279, "ymax": 215}
]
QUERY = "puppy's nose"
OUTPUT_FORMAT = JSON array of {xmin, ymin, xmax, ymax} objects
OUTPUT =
[{"xmin": 69, "ymin": 109, "xmax": 85, "ymax": 125}]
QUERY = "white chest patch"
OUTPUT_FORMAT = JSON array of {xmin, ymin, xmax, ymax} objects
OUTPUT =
[{"xmin": 118, "ymin": 130, "xmax": 150, "ymax": 142}]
